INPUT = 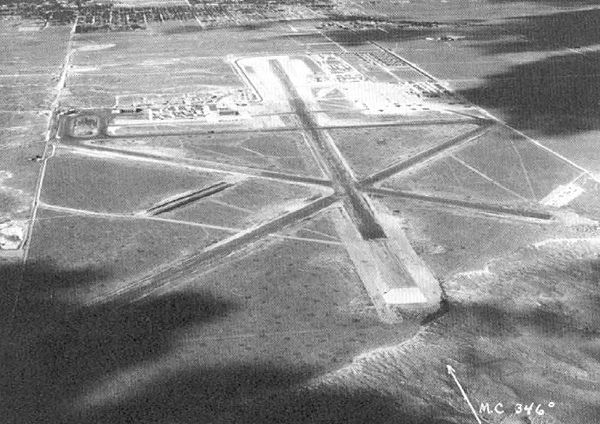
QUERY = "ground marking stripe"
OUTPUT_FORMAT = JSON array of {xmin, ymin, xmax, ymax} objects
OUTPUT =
[
  {"xmin": 508, "ymin": 138, "xmax": 537, "ymax": 200},
  {"xmin": 450, "ymin": 155, "xmax": 530, "ymax": 202}
]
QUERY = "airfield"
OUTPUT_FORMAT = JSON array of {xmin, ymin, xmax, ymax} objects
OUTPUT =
[{"xmin": 2, "ymin": 1, "xmax": 600, "ymax": 423}]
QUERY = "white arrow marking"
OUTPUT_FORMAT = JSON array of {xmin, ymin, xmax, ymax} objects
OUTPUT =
[{"xmin": 447, "ymin": 365, "xmax": 482, "ymax": 424}]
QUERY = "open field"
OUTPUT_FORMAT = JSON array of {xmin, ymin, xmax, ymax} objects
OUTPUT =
[
  {"xmin": 0, "ymin": 144, "xmax": 45, "ymax": 196},
  {"xmin": 0, "ymin": 85, "xmax": 55, "ymax": 111},
  {"xmin": 289, "ymin": 208, "xmax": 341, "ymax": 243},
  {"xmin": 63, "ymin": 54, "xmax": 243, "ymax": 108},
  {"xmin": 378, "ymin": 36, "xmax": 520, "ymax": 85},
  {"xmin": 67, "ymin": 57, "xmax": 241, "ymax": 88},
  {"xmin": 71, "ymin": 57, "xmax": 238, "ymax": 77},
  {"xmin": 72, "ymin": 25, "xmax": 308, "ymax": 59},
  {"xmin": 0, "ymin": 112, "xmax": 49, "ymax": 146},
  {"xmin": 329, "ymin": 123, "xmax": 478, "ymax": 179},
  {"xmin": 341, "ymin": 0, "xmax": 599, "ymax": 20},
  {"xmin": 0, "ymin": 20, "xmax": 72, "ymax": 252},
  {"xmin": 41, "ymin": 152, "xmax": 223, "ymax": 214},
  {"xmin": 310, "ymin": 236, "xmax": 600, "ymax": 423},
  {"xmin": 380, "ymin": 155, "xmax": 533, "ymax": 207},
  {"xmin": 66, "ymin": 72, "xmax": 240, "ymax": 95},
  {"xmin": 72, "ymin": 131, "xmax": 325, "ymax": 178},
  {"xmin": 179, "ymin": 131, "xmax": 324, "ymax": 177},
  {"xmin": 0, "ymin": 147, "xmax": 41, "ymax": 248},
  {"xmin": 370, "ymin": 197, "xmax": 561, "ymax": 279},
  {"xmin": 26, "ymin": 208, "xmax": 232, "ymax": 299},
  {"xmin": 536, "ymin": 129, "xmax": 600, "ymax": 176},
  {"xmin": 178, "ymin": 230, "xmax": 402, "ymax": 348},
  {"xmin": 453, "ymin": 127, "xmax": 582, "ymax": 202},
  {"xmin": 0, "ymin": 25, "xmax": 72, "ymax": 74},
  {"xmin": 381, "ymin": 125, "xmax": 583, "ymax": 210},
  {"xmin": 165, "ymin": 177, "xmax": 330, "ymax": 229},
  {"xmin": 2, "ymin": 224, "xmax": 419, "ymax": 423}
]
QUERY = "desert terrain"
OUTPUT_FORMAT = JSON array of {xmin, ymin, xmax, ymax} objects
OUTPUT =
[{"xmin": 1, "ymin": 1, "xmax": 600, "ymax": 423}]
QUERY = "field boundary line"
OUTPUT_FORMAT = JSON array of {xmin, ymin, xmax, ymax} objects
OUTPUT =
[{"xmin": 22, "ymin": 18, "xmax": 78, "ymax": 264}]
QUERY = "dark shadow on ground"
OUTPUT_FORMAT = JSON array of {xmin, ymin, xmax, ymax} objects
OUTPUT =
[
  {"xmin": 447, "ymin": 8, "xmax": 600, "ymax": 135},
  {"xmin": 270, "ymin": 7, "xmax": 600, "ymax": 138},
  {"xmin": 4, "ymin": 254, "xmax": 598, "ymax": 423},
  {"xmin": 419, "ymin": 256, "xmax": 600, "ymax": 423},
  {"xmin": 0, "ymin": 261, "xmax": 449, "ymax": 424},
  {"xmin": 451, "ymin": 295, "xmax": 600, "ymax": 421},
  {"xmin": 446, "ymin": 302, "xmax": 589, "ymax": 338},
  {"xmin": 0, "ymin": 260, "xmax": 235, "ymax": 423},
  {"xmin": 447, "ymin": 255, "xmax": 600, "ymax": 338},
  {"xmin": 458, "ymin": 51, "xmax": 600, "ymax": 134},
  {"xmin": 80, "ymin": 365, "xmax": 431, "ymax": 424},
  {"xmin": 473, "ymin": 8, "xmax": 600, "ymax": 54}
]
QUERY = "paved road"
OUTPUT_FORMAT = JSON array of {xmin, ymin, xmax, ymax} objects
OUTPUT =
[{"xmin": 269, "ymin": 59, "xmax": 386, "ymax": 240}]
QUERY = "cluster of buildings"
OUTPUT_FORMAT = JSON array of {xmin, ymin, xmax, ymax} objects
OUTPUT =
[
  {"xmin": 0, "ymin": 0, "xmax": 444, "ymax": 36},
  {"xmin": 71, "ymin": 114, "xmax": 100, "ymax": 137},
  {"xmin": 340, "ymin": 79, "xmax": 456, "ymax": 115},
  {"xmin": 405, "ymin": 81, "xmax": 452, "ymax": 99},
  {"xmin": 303, "ymin": 50, "xmax": 456, "ymax": 114},
  {"xmin": 316, "ymin": 16, "xmax": 440, "ymax": 31},
  {"xmin": 0, "ymin": 0, "xmax": 333, "ymax": 31},
  {"xmin": 188, "ymin": 0, "xmax": 330, "ymax": 28},
  {"xmin": 311, "ymin": 54, "xmax": 364, "ymax": 83},
  {"xmin": 189, "ymin": 0, "xmax": 331, "ymax": 7},
  {"xmin": 75, "ymin": 5, "xmax": 196, "ymax": 33},
  {"xmin": 353, "ymin": 50, "xmax": 407, "ymax": 68},
  {"xmin": 115, "ymin": 89, "xmax": 256, "ymax": 122},
  {"xmin": 74, "ymin": 3, "xmax": 326, "ymax": 33},
  {"xmin": 0, "ymin": 0, "xmax": 77, "ymax": 25}
]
